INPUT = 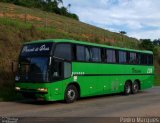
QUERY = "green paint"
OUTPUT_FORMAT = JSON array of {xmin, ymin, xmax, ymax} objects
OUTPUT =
[{"xmin": 15, "ymin": 39, "xmax": 154, "ymax": 101}]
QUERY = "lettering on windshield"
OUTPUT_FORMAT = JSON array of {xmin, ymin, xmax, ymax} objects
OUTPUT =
[
  {"xmin": 20, "ymin": 43, "xmax": 53, "ymax": 56},
  {"xmin": 22, "ymin": 44, "xmax": 50, "ymax": 53}
]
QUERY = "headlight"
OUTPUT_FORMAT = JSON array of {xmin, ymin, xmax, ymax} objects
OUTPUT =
[
  {"xmin": 15, "ymin": 87, "xmax": 21, "ymax": 91},
  {"xmin": 37, "ymin": 88, "xmax": 48, "ymax": 92}
]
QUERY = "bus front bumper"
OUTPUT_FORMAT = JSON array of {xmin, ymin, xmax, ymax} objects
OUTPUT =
[{"xmin": 15, "ymin": 87, "xmax": 49, "ymax": 101}]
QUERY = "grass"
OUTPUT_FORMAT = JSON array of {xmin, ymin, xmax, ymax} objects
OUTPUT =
[
  {"xmin": 154, "ymin": 75, "xmax": 160, "ymax": 86},
  {"xmin": 0, "ymin": 86, "xmax": 23, "ymax": 101},
  {"xmin": 0, "ymin": 2, "xmax": 139, "ymax": 46},
  {"xmin": 0, "ymin": 17, "xmax": 32, "ymax": 29}
]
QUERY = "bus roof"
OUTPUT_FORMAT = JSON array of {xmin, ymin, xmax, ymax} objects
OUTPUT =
[{"xmin": 24, "ymin": 39, "xmax": 153, "ymax": 54}]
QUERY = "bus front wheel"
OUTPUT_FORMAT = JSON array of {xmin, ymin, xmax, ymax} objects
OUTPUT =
[
  {"xmin": 124, "ymin": 82, "xmax": 132, "ymax": 95},
  {"xmin": 64, "ymin": 85, "xmax": 78, "ymax": 103}
]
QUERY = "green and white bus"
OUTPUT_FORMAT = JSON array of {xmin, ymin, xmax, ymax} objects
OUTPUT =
[{"xmin": 15, "ymin": 39, "xmax": 154, "ymax": 103}]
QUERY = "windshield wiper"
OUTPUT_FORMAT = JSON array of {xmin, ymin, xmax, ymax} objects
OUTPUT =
[{"xmin": 52, "ymin": 56, "xmax": 65, "ymax": 61}]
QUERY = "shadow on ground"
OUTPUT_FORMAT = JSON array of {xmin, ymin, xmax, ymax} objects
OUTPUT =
[{"xmin": 14, "ymin": 90, "xmax": 147, "ymax": 105}]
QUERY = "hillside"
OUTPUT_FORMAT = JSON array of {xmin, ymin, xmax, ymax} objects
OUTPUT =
[{"xmin": 0, "ymin": 2, "xmax": 159, "ymax": 100}]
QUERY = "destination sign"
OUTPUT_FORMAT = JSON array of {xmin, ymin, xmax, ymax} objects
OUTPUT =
[{"xmin": 20, "ymin": 43, "xmax": 53, "ymax": 56}]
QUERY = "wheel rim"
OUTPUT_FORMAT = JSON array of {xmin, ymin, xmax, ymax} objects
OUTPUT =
[
  {"xmin": 67, "ymin": 89, "xmax": 76, "ymax": 100},
  {"xmin": 126, "ymin": 84, "xmax": 131, "ymax": 94},
  {"xmin": 134, "ymin": 83, "xmax": 138, "ymax": 92}
]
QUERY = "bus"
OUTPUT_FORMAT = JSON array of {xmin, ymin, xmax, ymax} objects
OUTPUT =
[{"xmin": 15, "ymin": 39, "xmax": 154, "ymax": 103}]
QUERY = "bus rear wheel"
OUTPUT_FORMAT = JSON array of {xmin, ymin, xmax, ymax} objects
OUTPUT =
[
  {"xmin": 124, "ymin": 82, "xmax": 132, "ymax": 95},
  {"xmin": 64, "ymin": 85, "xmax": 78, "ymax": 103},
  {"xmin": 132, "ymin": 81, "xmax": 139, "ymax": 94}
]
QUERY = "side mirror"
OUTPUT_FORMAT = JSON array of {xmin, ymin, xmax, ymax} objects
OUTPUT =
[{"xmin": 11, "ymin": 60, "xmax": 18, "ymax": 73}]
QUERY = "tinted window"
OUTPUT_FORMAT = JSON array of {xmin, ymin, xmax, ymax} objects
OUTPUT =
[
  {"xmin": 136, "ymin": 53, "xmax": 141, "ymax": 64},
  {"xmin": 141, "ymin": 54, "xmax": 148, "ymax": 65},
  {"xmin": 90, "ymin": 47, "xmax": 101, "ymax": 62},
  {"xmin": 76, "ymin": 45, "xmax": 85, "ymax": 61},
  {"xmin": 85, "ymin": 47, "xmax": 90, "ymax": 61},
  {"xmin": 76, "ymin": 46, "xmax": 91, "ymax": 62},
  {"xmin": 148, "ymin": 55, "xmax": 153, "ymax": 65},
  {"xmin": 64, "ymin": 62, "xmax": 72, "ymax": 78},
  {"xmin": 21, "ymin": 43, "xmax": 53, "ymax": 57},
  {"xmin": 106, "ymin": 49, "xmax": 116, "ymax": 63},
  {"xmin": 54, "ymin": 44, "xmax": 71, "ymax": 61},
  {"xmin": 50, "ymin": 60, "xmax": 63, "ymax": 78},
  {"xmin": 19, "ymin": 57, "xmax": 49, "ymax": 82},
  {"xmin": 119, "ymin": 51, "xmax": 127, "ymax": 63},
  {"xmin": 129, "ymin": 52, "xmax": 137, "ymax": 64}
]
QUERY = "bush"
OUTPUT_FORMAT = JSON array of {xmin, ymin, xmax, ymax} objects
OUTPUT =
[{"xmin": 139, "ymin": 39, "xmax": 154, "ymax": 51}]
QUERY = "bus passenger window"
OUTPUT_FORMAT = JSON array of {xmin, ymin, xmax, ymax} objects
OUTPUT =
[
  {"xmin": 85, "ymin": 47, "xmax": 90, "ymax": 61},
  {"xmin": 118, "ymin": 51, "xmax": 127, "ymax": 63},
  {"xmin": 136, "ymin": 53, "xmax": 141, "ymax": 64},
  {"xmin": 54, "ymin": 44, "xmax": 72, "ymax": 61},
  {"xmin": 141, "ymin": 54, "xmax": 148, "ymax": 65},
  {"xmin": 76, "ymin": 46, "xmax": 85, "ymax": 61},
  {"xmin": 129, "ymin": 52, "xmax": 137, "ymax": 64},
  {"xmin": 106, "ymin": 49, "xmax": 116, "ymax": 63},
  {"xmin": 147, "ymin": 55, "xmax": 153, "ymax": 65},
  {"xmin": 90, "ymin": 47, "xmax": 101, "ymax": 62}
]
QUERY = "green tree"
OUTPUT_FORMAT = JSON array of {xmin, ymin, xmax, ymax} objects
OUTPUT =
[
  {"xmin": 119, "ymin": 31, "xmax": 126, "ymax": 35},
  {"xmin": 153, "ymin": 39, "xmax": 160, "ymax": 46},
  {"xmin": 139, "ymin": 39, "xmax": 154, "ymax": 51},
  {"xmin": 67, "ymin": 3, "xmax": 71, "ymax": 12},
  {"xmin": 60, "ymin": 7, "xmax": 67, "ymax": 15},
  {"xmin": 119, "ymin": 31, "xmax": 127, "ymax": 42},
  {"xmin": 1, "ymin": 0, "xmax": 79, "ymax": 20}
]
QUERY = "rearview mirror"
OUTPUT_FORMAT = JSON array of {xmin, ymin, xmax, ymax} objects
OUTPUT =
[{"xmin": 11, "ymin": 60, "xmax": 18, "ymax": 73}]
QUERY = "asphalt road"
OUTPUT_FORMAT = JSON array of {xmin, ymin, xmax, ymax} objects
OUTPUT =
[{"xmin": 0, "ymin": 87, "xmax": 160, "ymax": 122}]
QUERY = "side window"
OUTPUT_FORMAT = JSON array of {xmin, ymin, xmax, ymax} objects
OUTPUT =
[
  {"xmin": 129, "ymin": 52, "xmax": 137, "ymax": 64},
  {"xmin": 85, "ymin": 47, "xmax": 90, "ymax": 61},
  {"xmin": 147, "ymin": 55, "xmax": 153, "ymax": 65},
  {"xmin": 90, "ymin": 47, "xmax": 101, "ymax": 62},
  {"xmin": 76, "ymin": 45, "xmax": 85, "ymax": 61},
  {"xmin": 76, "ymin": 45, "xmax": 91, "ymax": 62},
  {"xmin": 136, "ymin": 53, "xmax": 141, "ymax": 64},
  {"xmin": 141, "ymin": 54, "xmax": 148, "ymax": 65},
  {"xmin": 101, "ymin": 48, "xmax": 106, "ymax": 62},
  {"xmin": 119, "ymin": 51, "xmax": 127, "ymax": 63},
  {"xmin": 64, "ymin": 62, "xmax": 71, "ymax": 78},
  {"xmin": 50, "ymin": 60, "xmax": 63, "ymax": 81},
  {"xmin": 106, "ymin": 49, "xmax": 116, "ymax": 63},
  {"xmin": 54, "ymin": 44, "xmax": 72, "ymax": 61}
]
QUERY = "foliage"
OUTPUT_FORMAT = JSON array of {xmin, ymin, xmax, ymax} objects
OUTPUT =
[
  {"xmin": 154, "ymin": 75, "xmax": 160, "ymax": 86},
  {"xmin": 139, "ymin": 39, "xmax": 160, "ymax": 58},
  {"xmin": 139, "ymin": 39, "xmax": 154, "ymax": 51},
  {"xmin": 1, "ymin": 0, "xmax": 79, "ymax": 20},
  {"xmin": 153, "ymin": 39, "xmax": 160, "ymax": 46},
  {"xmin": 119, "ymin": 31, "xmax": 127, "ymax": 35}
]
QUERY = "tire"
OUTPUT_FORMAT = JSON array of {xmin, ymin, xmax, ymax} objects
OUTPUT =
[
  {"xmin": 132, "ymin": 81, "xmax": 139, "ymax": 94},
  {"xmin": 64, "ymin": 85, "xmax": 78, "ymax": 103},
  {"xmin": 124, "ymin": 82, "xmax": 132, "ymax": 95}
]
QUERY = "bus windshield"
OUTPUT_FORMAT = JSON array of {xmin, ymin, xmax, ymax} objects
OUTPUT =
[
  {"xmin": 16, "ymin": 43, "xmax": 54, "ymax": 82},
  {"xmin": 18, "ymin": 57, "xmax": 49, "ymax": 82}
]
